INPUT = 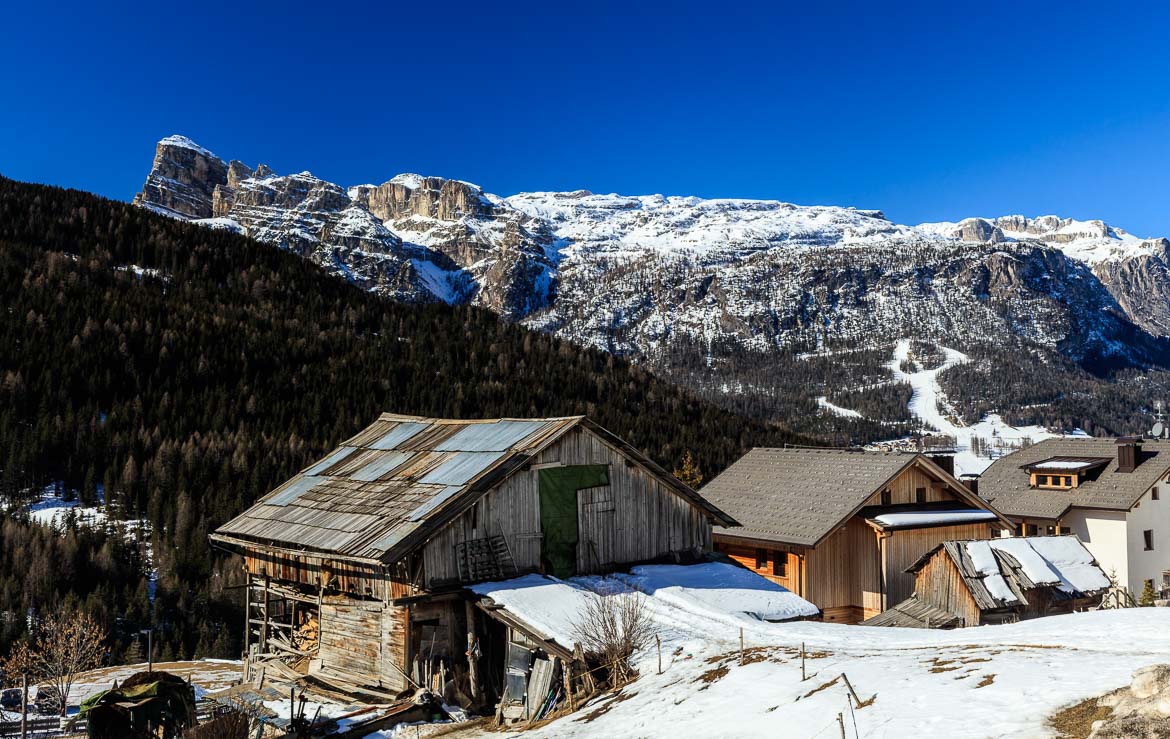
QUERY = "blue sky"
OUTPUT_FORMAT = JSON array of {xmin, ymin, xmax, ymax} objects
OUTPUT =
[{"xmin": 4, "ymin": 1, "xmax": 1170, "ymax": 233}]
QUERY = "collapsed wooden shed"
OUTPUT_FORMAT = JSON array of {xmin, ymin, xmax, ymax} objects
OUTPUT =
[
  {"xmin": 864, "ymin": 535, "xmax": 1111, "ymax": 628},
  {"xmin": 209, "ymin": 414, "xmax": 735, "ymax": 716}
]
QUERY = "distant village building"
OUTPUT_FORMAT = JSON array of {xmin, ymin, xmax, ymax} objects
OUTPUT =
[
  {"xmin": 978, "ymin": 437, "xmax": 1170, "ymax": 599},
  {"xmin": 863, "ymin": 535, "xmax": 1110, "ymax": 628},
  {"xmin": 210, "ymin": 414, "xmax": 735, "ymax": 718},
  {"xmin": 700, "ymin": 448, "xmax": 1011, "ymax": 623}
]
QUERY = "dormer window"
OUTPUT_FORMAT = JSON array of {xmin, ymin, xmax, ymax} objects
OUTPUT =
[{"xmin": 1023, "ymin": 457, "xmax": 1112, "ymax": 489}]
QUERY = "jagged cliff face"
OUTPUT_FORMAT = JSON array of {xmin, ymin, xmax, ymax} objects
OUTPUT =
[
  {"xmin": 919, "ymin": 215, "xmax": 1170, "ymax": 339},
  {"xmin": 133, "ymin": 135, "xmax": 1170, "ymax": 389},
  {"xmin": 133, "ymin": 136, "xmax": 557, "ymax": 319}
]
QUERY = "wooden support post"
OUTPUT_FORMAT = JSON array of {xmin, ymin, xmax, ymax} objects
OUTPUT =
[
  {"xmin": 563, "ymin": 663, "xmax": 575, "ymax": 711},
  {"xmin": 261, "ymin": 575, "xmax": 271, "ymax": 654},
  {"xmin": 801, "ymin": 642, "xmax": 806, "ymax": 681},
  {"xmin": 465, "ymin": 601, "xmax": 481, "ymax": 702},
  {"xmin": 656, "ymin": 634, "xmax": 662, "ymax": 675},
  {"xmin": 243, "ymin": 572, "xmax": 251, "ymax": 659}
]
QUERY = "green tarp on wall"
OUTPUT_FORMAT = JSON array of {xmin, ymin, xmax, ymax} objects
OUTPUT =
[{"xmin": 538, "ymin": 464, "xmax": 609, "ymax": 578}]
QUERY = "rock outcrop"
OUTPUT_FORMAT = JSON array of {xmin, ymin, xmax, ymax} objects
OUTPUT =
[{"xmin": 131, "ymin": 136, "xmax": 226, "ymax": 218}]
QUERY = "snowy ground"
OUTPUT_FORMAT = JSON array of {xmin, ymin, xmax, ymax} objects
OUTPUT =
[
  {"xmin": 22, "ymin": 483, "xmax": 109, "ymax": 528},
  {"xmin": 816, "ymin": 396, "xmax": 863, "ymax": 419},
  {"xmin": 466, "ymin": 609, "xmax": 1170, "ymax": 739},
  {"xmin": 447, "ymin": 565, "xmax": 1170, "ymax": 739}
]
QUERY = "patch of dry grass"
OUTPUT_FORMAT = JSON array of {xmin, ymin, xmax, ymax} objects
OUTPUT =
[{"xmin": 1049, "ymin": 696, "xmax": 1113, "ymax": 739}]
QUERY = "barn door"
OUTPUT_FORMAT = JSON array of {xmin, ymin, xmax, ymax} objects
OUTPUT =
[{"xmin": 538, "ymin": 465, "xmax": 609, "ymax": 578}]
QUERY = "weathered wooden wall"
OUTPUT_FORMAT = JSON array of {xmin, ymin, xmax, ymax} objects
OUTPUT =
[
  {"xmin": 421, "ymin": 426, "xmax": 711, "ymax": 588},
  {"xmin": 318, "ymin": 596, "xmax": 385, "ymax": 686},
  {"xmin": 804, "ymin": 519, "xmax": 881, "ymax": 623},
  {"xmin": 245, "ymin": 550, "xmax": 406, "ymax": 601},
  {"xmin": 883, "ymin": 523, "xmax": 991, "ymax": 607},
  {"xmin": 913, "ymin": 549, "xmax": 983, "ymax": 626},
  {"xmin": 860, "ymin": 463, "xmax": 961, "ymax": 507}
]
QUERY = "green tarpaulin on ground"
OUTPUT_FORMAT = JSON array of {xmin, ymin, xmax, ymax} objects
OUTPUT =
[
  {"xmin": 77, "ymin": 671, "xmax": 196, "ymax": 739},
  {"xmin": 539, "ymin": 464, "xmax": 609, "ymax": 578}
]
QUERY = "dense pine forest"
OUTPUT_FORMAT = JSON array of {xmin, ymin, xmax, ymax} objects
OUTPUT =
[{"xmin": 0, "ymin": 177, "xmax": 806, "ymax": 664}]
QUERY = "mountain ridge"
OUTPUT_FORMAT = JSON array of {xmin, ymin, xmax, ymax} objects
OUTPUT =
[{"xmin": 132, "ymin": 135, "xmax": 1170, "ymax": 438}]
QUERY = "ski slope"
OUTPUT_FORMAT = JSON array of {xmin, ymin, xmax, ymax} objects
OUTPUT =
[{"xmin": 884, "ymin": 340, "xmax": 1063, "ymax": 475}]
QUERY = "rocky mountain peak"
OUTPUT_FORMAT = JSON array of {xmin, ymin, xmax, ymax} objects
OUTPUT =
[{"xmin": 131, "ymin": 135, "xmax": 227, "ymax": 218}]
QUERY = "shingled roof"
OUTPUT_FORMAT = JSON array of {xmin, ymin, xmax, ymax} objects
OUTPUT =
[
  {"xmin": 978, "ymin": 438, "xmax": 1170, "ymax": 519},
  {"xmin": 212, "ymin": 414, "xmax": 733, "ymax": 564},
  {"xmin": 702, "ymin": 448, "xmax": 999, "ymax": 548}
]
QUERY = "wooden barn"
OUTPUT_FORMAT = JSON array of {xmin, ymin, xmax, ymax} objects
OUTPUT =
[
  {"xmin": 700, "ymin": 448, "xmax": 1012, "ymax": 623},
  {"xmin": 864, "ymin": 535, "xmax": 1111, "ymax": 628},
  {"xmin": 209, "ymin": 414, "xmax": 735, "ymax": 712}
]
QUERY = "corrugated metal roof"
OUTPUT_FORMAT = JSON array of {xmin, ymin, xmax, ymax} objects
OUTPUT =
[
  {"xmin": 369, "ymin": 422, "xmax": 430, "ymax": 450},
  {"xmin": 433, "ymin": 420, "xmax": 549, "ymax": 452},
  {"xmin": 418, "ymin": 451, "xmax": 508, "ymax": 485},
  {"xmin": 268, "ymin": 476, "xmax": 326, "ymax": 506},
  {"xmin": 213, "ymin": 415, "xmax": 585, "ymax": 561},
  {"xmin": 349, "ymin": 450, "xmax": 413, "ymax": 482},
  {"xmin": 304, "ymin": 446, "xmax": 358, "ymax": 476}
]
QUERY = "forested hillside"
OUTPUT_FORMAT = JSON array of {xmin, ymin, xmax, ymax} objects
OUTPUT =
[{"xmin": 0, "ymin": 177, "xmax": 803, "ymax": 663}]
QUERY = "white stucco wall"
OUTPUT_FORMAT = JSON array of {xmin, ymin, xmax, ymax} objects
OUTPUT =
[
  {"xmin": 1126, "ymin": 478, "xmax": 1170, "ymax": 596},
  {"xmin": 1062, "ymin": 508, "xmax": 1129, "ymax": 590}
]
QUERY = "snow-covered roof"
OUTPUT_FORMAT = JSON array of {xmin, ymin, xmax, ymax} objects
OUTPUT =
[
  {"xmin": 615, "ymin": 562, "xmax": 819, "ymax": 622},
  {"xmin": 870, "ymin": 509, "xmax": 999, "ymax": 530},
  {"xmin": 911, "ymin": 536, "xmax": 1110, "ymax": 611},
  {"xmin": 469, "ymin": 574, "xmax": 595, "ymax": 652}
]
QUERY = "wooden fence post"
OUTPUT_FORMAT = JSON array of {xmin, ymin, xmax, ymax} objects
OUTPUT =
[
  {"xmin": 20, "ymin": 672, "xmax": 27, "ymax": 739},
  {"xmin": 837, "ymin": 712, "xmax": 846, "ymax": 739},
  {"xmin": 656, "ymin": 634, "xmax": 662, "ymax": 675},
  {"xmin": 801, "ymin": 642, "xmax": 806, "ymax": 681},
  {"xmin": 841, "ymin": 673, "xmax": 862, "ymax": 708},
  {"xmin": 739, "ymin": 628, "xmax": 744, "ymax": 665}
]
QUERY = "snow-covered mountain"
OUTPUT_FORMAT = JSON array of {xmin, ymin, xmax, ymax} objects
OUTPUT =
[{"xmin": 133, "ymin": 135, "xmax": 1170, "ymax": 434}]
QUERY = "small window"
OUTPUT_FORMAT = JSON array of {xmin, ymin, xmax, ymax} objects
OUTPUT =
[
  {"xmin": 1026, "ymin": 524, "xmax": 1039, "ymax": 536},
  {"xmin": 1062, "ymin": 476, "xmax": 1073, "ymax": 487},
  {"xmin": 1046, "ymin": 525, "xmax": 1055, "ymax": 536},
  {"xmin": 1038, "ymin": 475, "xmax": 1050, "ymax": 486},
  {"xmin": 755, "ymin": 548, "xmax": 767, "ymax": 569},
  {"xmin": 1153, "ymin": 487, "xmax": 1161, "ymax": 501},
  {"xmin": 915, "ymin": 487, "xmax": 927, "ymax": 504},
  {"xmin": 880, "ymin": 490, "xmax": 892, "ymax": 506},
  {"xmin": 1145, "ymin": 530, "xmax": 1155, "ymax": 551},
  {"xmin": 772, "ymin": 553, "xmax": 787, "ymax": 578}
]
